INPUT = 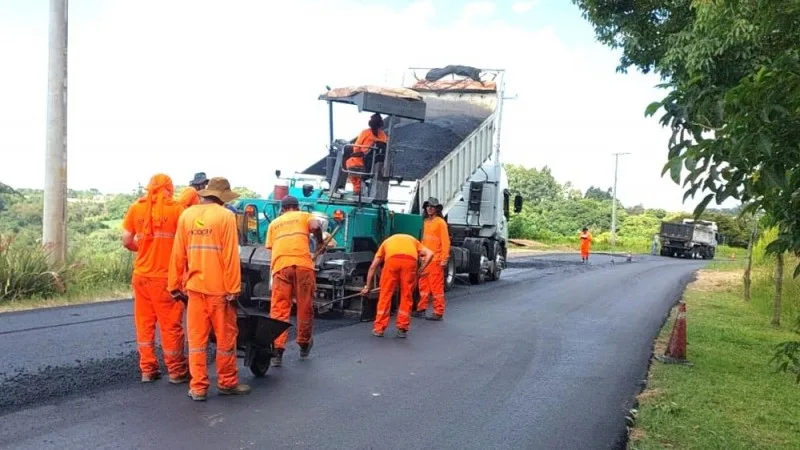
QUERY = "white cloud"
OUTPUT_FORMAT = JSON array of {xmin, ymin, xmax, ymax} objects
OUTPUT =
[
  {"xmin": 0, "ymin": 0, "xmax": 737, "ymax": 211},
  {"xmin": 512, "ymin": 1, "xmax": 539, "ymax": 14}
]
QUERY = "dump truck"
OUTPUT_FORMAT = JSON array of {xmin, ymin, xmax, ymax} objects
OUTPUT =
[
  {"xmin": 233, "ymin": 65, "xmax": 522, "ymax": 329},
  {"xmin": 305, "ymin": 66, "xmax": 523, "ymax": 290},
  {"xmin": 658, "ymin": 218, "xmax": 719, "ymax": 259}
]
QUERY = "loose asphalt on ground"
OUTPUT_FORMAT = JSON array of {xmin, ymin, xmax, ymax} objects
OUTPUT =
[{"xmin": 0, "ymin": 252, "xmax": 708, "ymax": 449}]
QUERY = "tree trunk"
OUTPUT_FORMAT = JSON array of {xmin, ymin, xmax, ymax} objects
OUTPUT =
[
  {"xmin": 772, "ymin": 252, "xmax": 784, "ymax": 327},
  {"xmin": 743, "ymin": 220, "xmax": 758, "ymax": 301}
]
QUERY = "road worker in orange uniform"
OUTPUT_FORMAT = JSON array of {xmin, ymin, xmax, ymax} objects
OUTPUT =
[
  {"xmin": 121, "ymin": 173, "xmax": 189, "ymax": 384},
  {"xmin": 266, "ymin": 195, "xmax": 325, "ymax": 367},
  {"xmin": 177, "ymin": 172, "xmax": 208, "ymax": 208},
  {"xmin": 168, "ymin": 177, "xmax": 251, "ymax": 401},
  {"xmin": 413, "ymin": 197, "xmax": 451, "ymax": 321},
  {"xmin": 361, "ymin": 234, "xmax": 434, "ymax": 338},
  {"xmin": 345, "ymin": 113, "xmax": 387, "ymax": 195},
  {"xmin": 580, "ymin": 226, "xmax": 593, "ymax": 263}
]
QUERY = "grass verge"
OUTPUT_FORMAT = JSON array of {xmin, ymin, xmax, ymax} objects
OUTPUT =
[{"xmin": 629, "ymin": 268, "xmax": 800, "ymax": 449}]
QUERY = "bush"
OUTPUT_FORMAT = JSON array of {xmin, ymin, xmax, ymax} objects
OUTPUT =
[{"xmin": 0, "ymin": 235, "xmax": 69, "ymax": 301}]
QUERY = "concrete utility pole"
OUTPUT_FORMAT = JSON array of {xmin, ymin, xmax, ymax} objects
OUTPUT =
[
  {"xmin": 610, "ymin": 152, "xmax": 630, "ymax": 254},
  {"xmin": 43, "ymin": 0, "xmax": 68, "ymax": 265}
]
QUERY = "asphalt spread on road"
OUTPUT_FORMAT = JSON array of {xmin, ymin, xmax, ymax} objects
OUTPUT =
[{"xmin": 0, "ymin": 253, "xmax": 706, "ymax": 449}]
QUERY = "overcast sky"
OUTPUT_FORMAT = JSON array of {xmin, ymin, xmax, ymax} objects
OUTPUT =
[{"xmin": 0, "ymin": 0, "xmax": 739, "ymax": 212}]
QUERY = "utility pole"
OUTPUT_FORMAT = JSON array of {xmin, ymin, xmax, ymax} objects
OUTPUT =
[
  {"xmin": 43, "ymin": 0, "xmax": 68, "ymax": 266},
  {"xmin": 610, "ymin": 152, "xmax": 630, "ymax": 258}
]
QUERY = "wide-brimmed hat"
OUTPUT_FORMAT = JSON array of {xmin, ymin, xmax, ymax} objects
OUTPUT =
[
  {"xmin": 189, "ymin": 172, "xmax": 208, "ymax": 187},
  {"xmin": 422, "ymin": 197, "xmax": 442, "ymax": 209},
  {"xmin": 197, "ymin": 177, "xmax": 240, "ymax": 203}
]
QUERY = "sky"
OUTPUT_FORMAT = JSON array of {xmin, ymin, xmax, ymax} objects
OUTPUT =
[{"xmin": 0, "ymin": 0, "xmax": 739, "ymax": 212}]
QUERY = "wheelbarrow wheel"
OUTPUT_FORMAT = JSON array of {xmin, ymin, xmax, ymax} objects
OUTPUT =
[{"xmin": 249, "ymin": 350, "xmax": 271, "ymax": 377}]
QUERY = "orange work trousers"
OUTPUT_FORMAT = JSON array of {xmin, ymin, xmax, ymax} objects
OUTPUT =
[
  {"xmin": 417, "ymin": 261, "xmax": 446, "ymax": 316},
  {"xmin": 132, "ymin": 274, "xmax": 187, "ymax": 378},
  {"xmin": 270, "ymin": 266, "xmax": 316, "ymax": 350},
  {"xmin": 186, "ymin": 291, "xmax": 239, "ymax": 394},
  {"xmin": 373, "ymin": 256, "xmax": 417, "ymax": 334},
  {"xmin": 580, "ymin": 246, "xmax": 590, "ymax": 259}
]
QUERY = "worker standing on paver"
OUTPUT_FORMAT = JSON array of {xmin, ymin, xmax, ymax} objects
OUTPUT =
[
  {"xmin": 177, "ymin": 172, "xmax": 208, "ymax": 208},
  {"xmin": 265, "ymin": 195, "xmax": 325, "ymax": 367},
  {"xmin": 579, "ymin": 227, "xmax": 593, "ymax": 263},
  {"xmin": 345, "ymin": 114, "xmax": 387, "ymax": 195},
  {"xmin": 168, "ymin": 177, "xmax": 251, "ymax": 401},
  {"xmin": 413, "ymin": 197, "xmax": 451, "ymax": 321},
  {"xmin": 121, "ymin": 173, "xmax": 189, "ymax": 385},
  {"xmin": 361, "ymin": 234, "xmax": 435, "ymax": 338}
]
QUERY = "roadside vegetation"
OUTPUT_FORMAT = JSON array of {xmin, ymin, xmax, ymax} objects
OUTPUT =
[
  {"xmin": 0, "ymin": 184, "xmax": 259, "ymax": 312},
  {"xmin": 1, "ymin": 169, "xmax": 748, "ymax": 311},
  {"xmin": 630, "ymin": 244, "xmax": 800, "ymax": 449}
]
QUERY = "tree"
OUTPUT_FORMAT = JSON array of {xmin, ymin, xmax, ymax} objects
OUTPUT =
[
  {"xmin": 584, "ymin": 186, "xmax": 613, "ymax": 201},
  {"xmin": 504, "ymin": 164, "xmax": 564, "ymax": 204}
]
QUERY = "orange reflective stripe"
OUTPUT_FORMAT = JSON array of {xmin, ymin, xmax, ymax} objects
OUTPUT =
[{"xmin": 188, "ymin": 244, "xmax": 223, "ymax": 252}]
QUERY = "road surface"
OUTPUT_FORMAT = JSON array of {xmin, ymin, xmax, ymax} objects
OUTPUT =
[{"xmin": 0, "ymin": 253, "xmax": 706, "ymax": 449}]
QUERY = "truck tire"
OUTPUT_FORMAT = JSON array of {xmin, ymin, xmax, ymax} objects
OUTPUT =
[
  {"xmin": 444, "ymin": 257, "xmax": 456, "ymax": 292},
  {"xmin": 489, "ymin": 241, "xmax": 503, "ymax": 282},
  {"xmin": 469, "ymin": 244, "xmax": 489, "ymax": 285}
]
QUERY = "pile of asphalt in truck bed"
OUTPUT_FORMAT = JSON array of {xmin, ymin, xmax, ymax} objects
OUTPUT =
[{"xmin": 304, "ymin": 97, "xmax": 494, "ymax": 181}]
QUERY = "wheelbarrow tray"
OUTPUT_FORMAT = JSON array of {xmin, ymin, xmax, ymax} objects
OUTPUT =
[{"xmin": 235, "ymin": 304, "xmax": 292, "ymax": 377}]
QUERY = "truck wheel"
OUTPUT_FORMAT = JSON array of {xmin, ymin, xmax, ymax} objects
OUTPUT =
[
  {"xmin": 249, "ymin": 350, "xmax": 271, "ymax": 377},
  {"xmin": 444, "ymin": 258, "xmax": 456, "ymax": 292},
  {"xmin": 489, "ymin": 242, "xmax": 503, "ymax": 282},
  {"xmin": 469, "ymin": 245, "xmax": 489, "ymax": 285}
]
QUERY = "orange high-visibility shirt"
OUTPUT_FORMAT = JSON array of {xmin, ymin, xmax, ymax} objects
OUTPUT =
[
  {"xmin": 580, "ymin": 232, "xmax": 593, "ymax": 251},
  {"xmin": 265, "ymin": 210, "xmax": 317, "ymax": 275},
  {"xmin": 168, "ymin": 203, "xmax": 241, "ymax": 296},
  {"xmin": 177, "ymin": 187, "xmax": 200, "ymax": 208},
  {"xmin": 345, "ymin": 128, "xmax": 388, "ymax": 169},
  {"xmin": 376, "ymin": 234, "xmax": 427, "ymax": 261},
  {"xmin": 422, "ymin": 216, "xmax": 451, "ymax": 262},
  {"xmin": 122, "ymin": 198, "xmax": 184, "ymax": 278}
]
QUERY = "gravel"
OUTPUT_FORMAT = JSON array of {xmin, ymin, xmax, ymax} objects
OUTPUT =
[{"xmin": 304, "ymin": 96, "xmax": 494, "ymax": 180}]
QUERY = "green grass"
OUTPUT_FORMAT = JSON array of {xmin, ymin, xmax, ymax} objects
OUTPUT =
[{"xmin": 630, "ymin": 265, "xmax": 800, "ymax": 449}]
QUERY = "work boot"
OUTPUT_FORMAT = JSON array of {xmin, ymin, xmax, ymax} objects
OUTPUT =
[
  {"xmin": 218, "ymin": 384, "xmax": 252, "ymax": 396},
  {"xmin": 271, "ymin": 348, "xmax": 284, "ymax": 367},
  {"xmin": 141, "ymin": 372, "xmax": 161, "ymax": 383},
  {"xmin": 411, "ymin": 310, "xmax": 425, "ymax": 318},
  {"xmin": 169, "ymin": 373, "xmax": 190, "ymax": 385},
  {"xmin": 396, "ymin": 329, "xmax": 408, "ymax": 338},
  {"xmin": 299, "ymin": 340, "xmax": 314, "ymax": 359},
  {"xmin": 426, "ymin": 314, "xmax": 443, "ymax": 321},
  {"xmin": 187, "ymin": 390, "xmax": 207, "ymax": 401},
  {"xmin": 372, "ymin": 330, "xmax": 384, "ymax": 337}
]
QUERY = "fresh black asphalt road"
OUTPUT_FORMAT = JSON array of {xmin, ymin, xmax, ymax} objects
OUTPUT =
[{"xmin": 0, "ymin": 253, "xmax": 707, "ymax": 449}]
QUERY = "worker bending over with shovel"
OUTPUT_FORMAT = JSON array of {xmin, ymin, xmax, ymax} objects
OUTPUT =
[
  {"xmin": 361, "ymin": 234, "xmax": 435, "ymax": 338},
  {"xmin": 413, "ymin": 197, "xmax": 451, "ymax": 321},
  {"xmin": 121, "ymin": 174, "xmax": 189, "ymax": 384},
  {"xmin": 266, "ymin": 195, "xmax": 325, "ymax": 367},
  {"xmin": 168, "ymin": 177, "xmax": 251, "ymax": 401}
]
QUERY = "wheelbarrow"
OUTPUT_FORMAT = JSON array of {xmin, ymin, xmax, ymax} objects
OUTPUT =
[
  {"xmin": 204, "ymin": 299, "xmax": 292, "ymax": 377},
  {"xmin": 235, "ymin": 302, "xmax": 292, "ymax": 377}
]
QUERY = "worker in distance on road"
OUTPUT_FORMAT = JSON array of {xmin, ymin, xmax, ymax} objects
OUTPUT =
[
  {"xmin": 345, "ymin": 113, "xmax": 387, "ymax": 195},
  {"xmin": 412, "ymin": 197, "xmax": 451, "ymax": 321},
  {"xmin": 177, "ymin": 172, "xmax": 208, "ymax": 208},
  {"xmin": 168, "ymin": 177, "xmax": 251, "ymax": 401},
  {"xmin": 579, "ymin": 226, "xmax": 593, "ymax": 263},
  {"xmin": 361, "ymin": 233, "xmax": 435, "ymax": 338},
  {"xmin": 121, "ymin": 173, "xmax": 189, "ymax": 385},
  {"xmin": 266, "ymin": 195, "xmax": 325, "ymax": 367}
]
